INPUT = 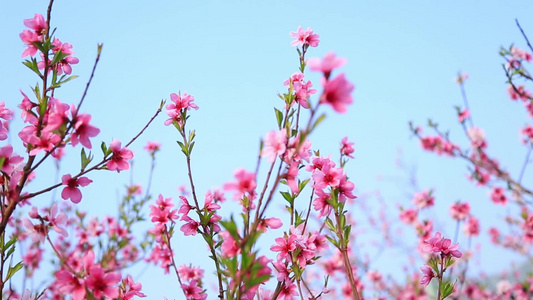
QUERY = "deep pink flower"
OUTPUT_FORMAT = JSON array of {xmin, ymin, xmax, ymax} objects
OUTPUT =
[
  {"xmin": 85, "ymin": 266, "xmax": 121, "ymax": 299},
  {"xmin": 220, "ymin": 231, "xmax": 240, "ymax": 257},
  {"xmin": 107, "ymin": 139, "xmax": 134, "ymax": 172},
  {"xmin": 458, "ymin": 109, "xmax": 470, "ymax": 123},
  {"xmin": 56, "ymin": 270, "xmax": 86, "ymax": 300},
  {"xmin": 119, "ymin": 275, "xmax": 146, "ymax": 299},
  {"xmin": 0, "ymin": 145, "xmax": 24, "ymax": 174},
  {"xmin": 313, "ymin": 189, "xmax": 332, "ymax": 218},
  {"xmin": 27, "ymin": 131, "xmax": 61, "ymax": 156},
  {"xmin": 319, "ymin": 73, "xmax": 354, "ymax": 113},
  {"xmin": 70, "ymin": 112, "xmax": 100, "ymax": 148},
  {"xmin": 278, "ymin": 282, "xmax": 299, "ymax": 300},
  {"xmin": 463, "ymin": 217, "xmax": 480, "ymax": 237},
  {"xmin": 0, "ymin": 102, "xmax": 12, "ymax": 121},
  {"xmin": 290, "ymin": 26, "xmax": 320, "ymax": 47},
  {"xmin": 19, "ymin": 30, "xmax": 40, "ymax": 57},
  {"xmin": 450, "ymin": 201, "xmax": 470, "ymax": 221},
  {"xmin": 23, "ymin": 14, "xmax": 47, "ymax": 36},
  {"xmin": 420, "ymin": 265, "xmax": 435, "ymax": 286},
  {"xmin": 44, "ymin": 98, "xmax": 70, "ymax": 132},
  {"xmin": 423, "ymin": 231, "xmax": 462, "ymax": 258},
  {"xmin": 178, "ymin": 265, "xmax": 204, "ymax": 282},
  {"xmin": 270, "ymin": 235, "xmax": 296, "ymax": 261},
  {"xmin": 51, "ymin": 38, "xmax": 79, "ymax": 75},
  {"xmin": 165, "ymin": 93, "xmax": 198, "ymax": 126},
  {"xmin": 150, "ymin": 194, "xmax": 178, "ymax": 224},
  {"xmin": 180, "ymin": 216, "xmax": 199, "ymax": 236},
  {"xmin": 312, "ymin": 163, "xmax": 343, "ymax": 190},
  {"xmin": 490, "ymin": 187, "xmax": 508, "ymax": 205},
  {"xmin": 61, "ymin": 174, "xmax": 92, "ymax": 204},
  {"xmin": 181, "ymin": 280, "xmax": 207, "ymax": 300},
  {"xmin": 340, "ymin": 136, "xmax": 355, "ymax": 158},
  {"xmin": 307, "ymin": 52, "xmax": 347, "ymax": 78}
]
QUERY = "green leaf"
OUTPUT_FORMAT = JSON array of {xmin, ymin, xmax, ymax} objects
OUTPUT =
[
  {"xmin": 274, "ymin": 108, "xmax": 283, "ymax": 128},
  {"xmin": 220, "ymin": 217, "xmax": 240, "ymax": 241},
  {"xmin": 280, "ymin": 191, "xmax": 294, "ymax": 205},
  {"xmin": 311, "ymin": 113, "xmax": 326, "ymax": 132},
  {"xmin": 81, "ymin": 148, "xmax": 93, "ymax": 171},
  {"xmin": 6, "ymin": 261, "xmax": 24, "ymax": 281},
  {"xmin": 440, "ymin": 281, "xmax": 455, "ymax": 299},
  {"xmin": 325, "ymin": 235, "xmax": 338, "ymax": 248}
]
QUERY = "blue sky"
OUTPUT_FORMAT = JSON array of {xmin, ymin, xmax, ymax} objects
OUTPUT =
[{"xmin": 1, "ymin": 0, "xmax": 533, "ymax": 299}]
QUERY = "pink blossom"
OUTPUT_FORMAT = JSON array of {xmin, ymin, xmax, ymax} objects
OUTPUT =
[
  {"xmin": 313, "ymin": 189, "xmax": 332, "ymax": 218},
  {"xmin": 181, "ymin": 280, "xmax": 207, "ymax": 300},
  {"xmin": 178, "ymin": 265, "xmax": 204, "ymax": 282},
  {"xmin": 507, "ymin": 85, "xmax": 532, "ymax": 101},
  {"xmin": 23, "ymin": 14, "xmax": 47, "ymax": 36},
  {"xmin": 420, "ymin": 265, "xmax": 435, "ymax": 286},
  {"xmin": 19, "ymin": 30, "xmax": 40, "ymax": 57},
  {"xmin": 312, "ymin": 163, "xmax": 343, "ymax": 190},
  {"xmin": 319, "ymin": 73, "xmax": 354, "ymax": 113},
  {"xmin": 0, "ymin": 145, "xmax": 24, "ymax": 174},
  {"xmin": 307, "ymin": 52, "xmax": 347, "ymax": 78},
  {"xmin": 178, "ymin": 195, "xmax": 194, "ymax": 219},
  {"xmin": 44, "ymin": 98, "xmax": 70, "ymax": 132},
  {"xmin": 119, "ymin": 275, "xmax": 146, "ymax": 299},
  {"xmin": 270, "ymin": 235, "xmax": 296, "ymax": 261},
  {"xmin": 338, "ymin": 176, "xmax": 357, "ymax": 202},
  {"xmin": 290, "ymin": 26, "xmax": 320, "ymax": 47},
  {"xmin": 412, "ymin": 190, "xmax": 434, "ymax": 209},
  {"xmin": 420, "ymin": 135, "xmax": 457, "ymax": 156},
  {"xmin": 458, "ymin": 109, "xmax": 470, "ymax": 123},
  {"xmin": 467, "ymin": 126, "xmax": 487, "ymax": 149},
  {"xmin": 0, "ymin": 102, "xmax": 13, "ymax": 121},
  {"xmin": 262, "ymin": 130, "xmax": 287, "ymax": 163},
  {"xmin": 278, "ymin": 282, "xmax": 299, "ymax": 300},
  {"xmin": 463, "ymin": 217, "xmax": 480, "ymax": 237},
  {"xmin": 27, "ymin": 131, "xmax": 61, "ymax": 156},
  {"xmin": 220, "ymin": 231, "xmax": 240, "ymax": 257},
  {"xmin": 50, "ymin": 38, "xmax": 79, "ymax": 75},
  {"xmin": 423, "ymin": 231, "xmax": 462, "ymax": 258},
  {"xmin": 450, "ymin": 201, "xmax": 470, "ymax": 221},
  {"xmin": 144, "ymin": 141, "xmax": 161, "ymax": 154},
  {"xmin": 55, "ymin": 270, "xmax": 86, "ymax": 300},
  {"xmin": 85, "ymin": 266, "xmax": 121, "ymax": 299},
  {"xmin": 107, "ymin": 139, "xmax": 134, "ymax": 172},
  {"xmin": 490, "ymin": 187, "xmax": 508, "ymax": 205},
  {"xmin": 61, "ymin": 174, "xmax": 92, "ymax": 204},
  {"xmin": 165, "ymin": 92, "xmax": 198, "ymax": 126},
  {"xmin": 180, "ymin": 216, "xmax": 199, "ymax": 236},
  {"xmin": 511, "ymin": 46, "xmax": 532, "ymax": 62},
  {"xmin": 47, "ymin": 203, "xmax": 68, "ymax": 237},
  {"xmin": 521, "ymin": 124, "xmax": 533, "ymax": 144},
  {"xmin": 22, "ymin": 218, "xmax": 47, "ymax": 243},
  {"xmin": 340, "ymin": 136, "xmax": 355, "ymax": 158},
  {"xmin": 223, "ymin": 168, "xmax": 257, "ymax": 199},
  {"xmin": 70, "ymin": 112, "xmax": 100, "ymax": 148},
  {"xmin": 399, "ymin": 208, "xmax": 418, "ymax": 224},
  {"xmin": 150, "ymin": 194, "xmax": 178, "ymax": 224}
]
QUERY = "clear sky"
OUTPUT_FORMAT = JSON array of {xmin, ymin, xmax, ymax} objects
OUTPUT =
[{"xmin": 1, "ymin": 0, "xmax": 533, "ymax": 299}]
